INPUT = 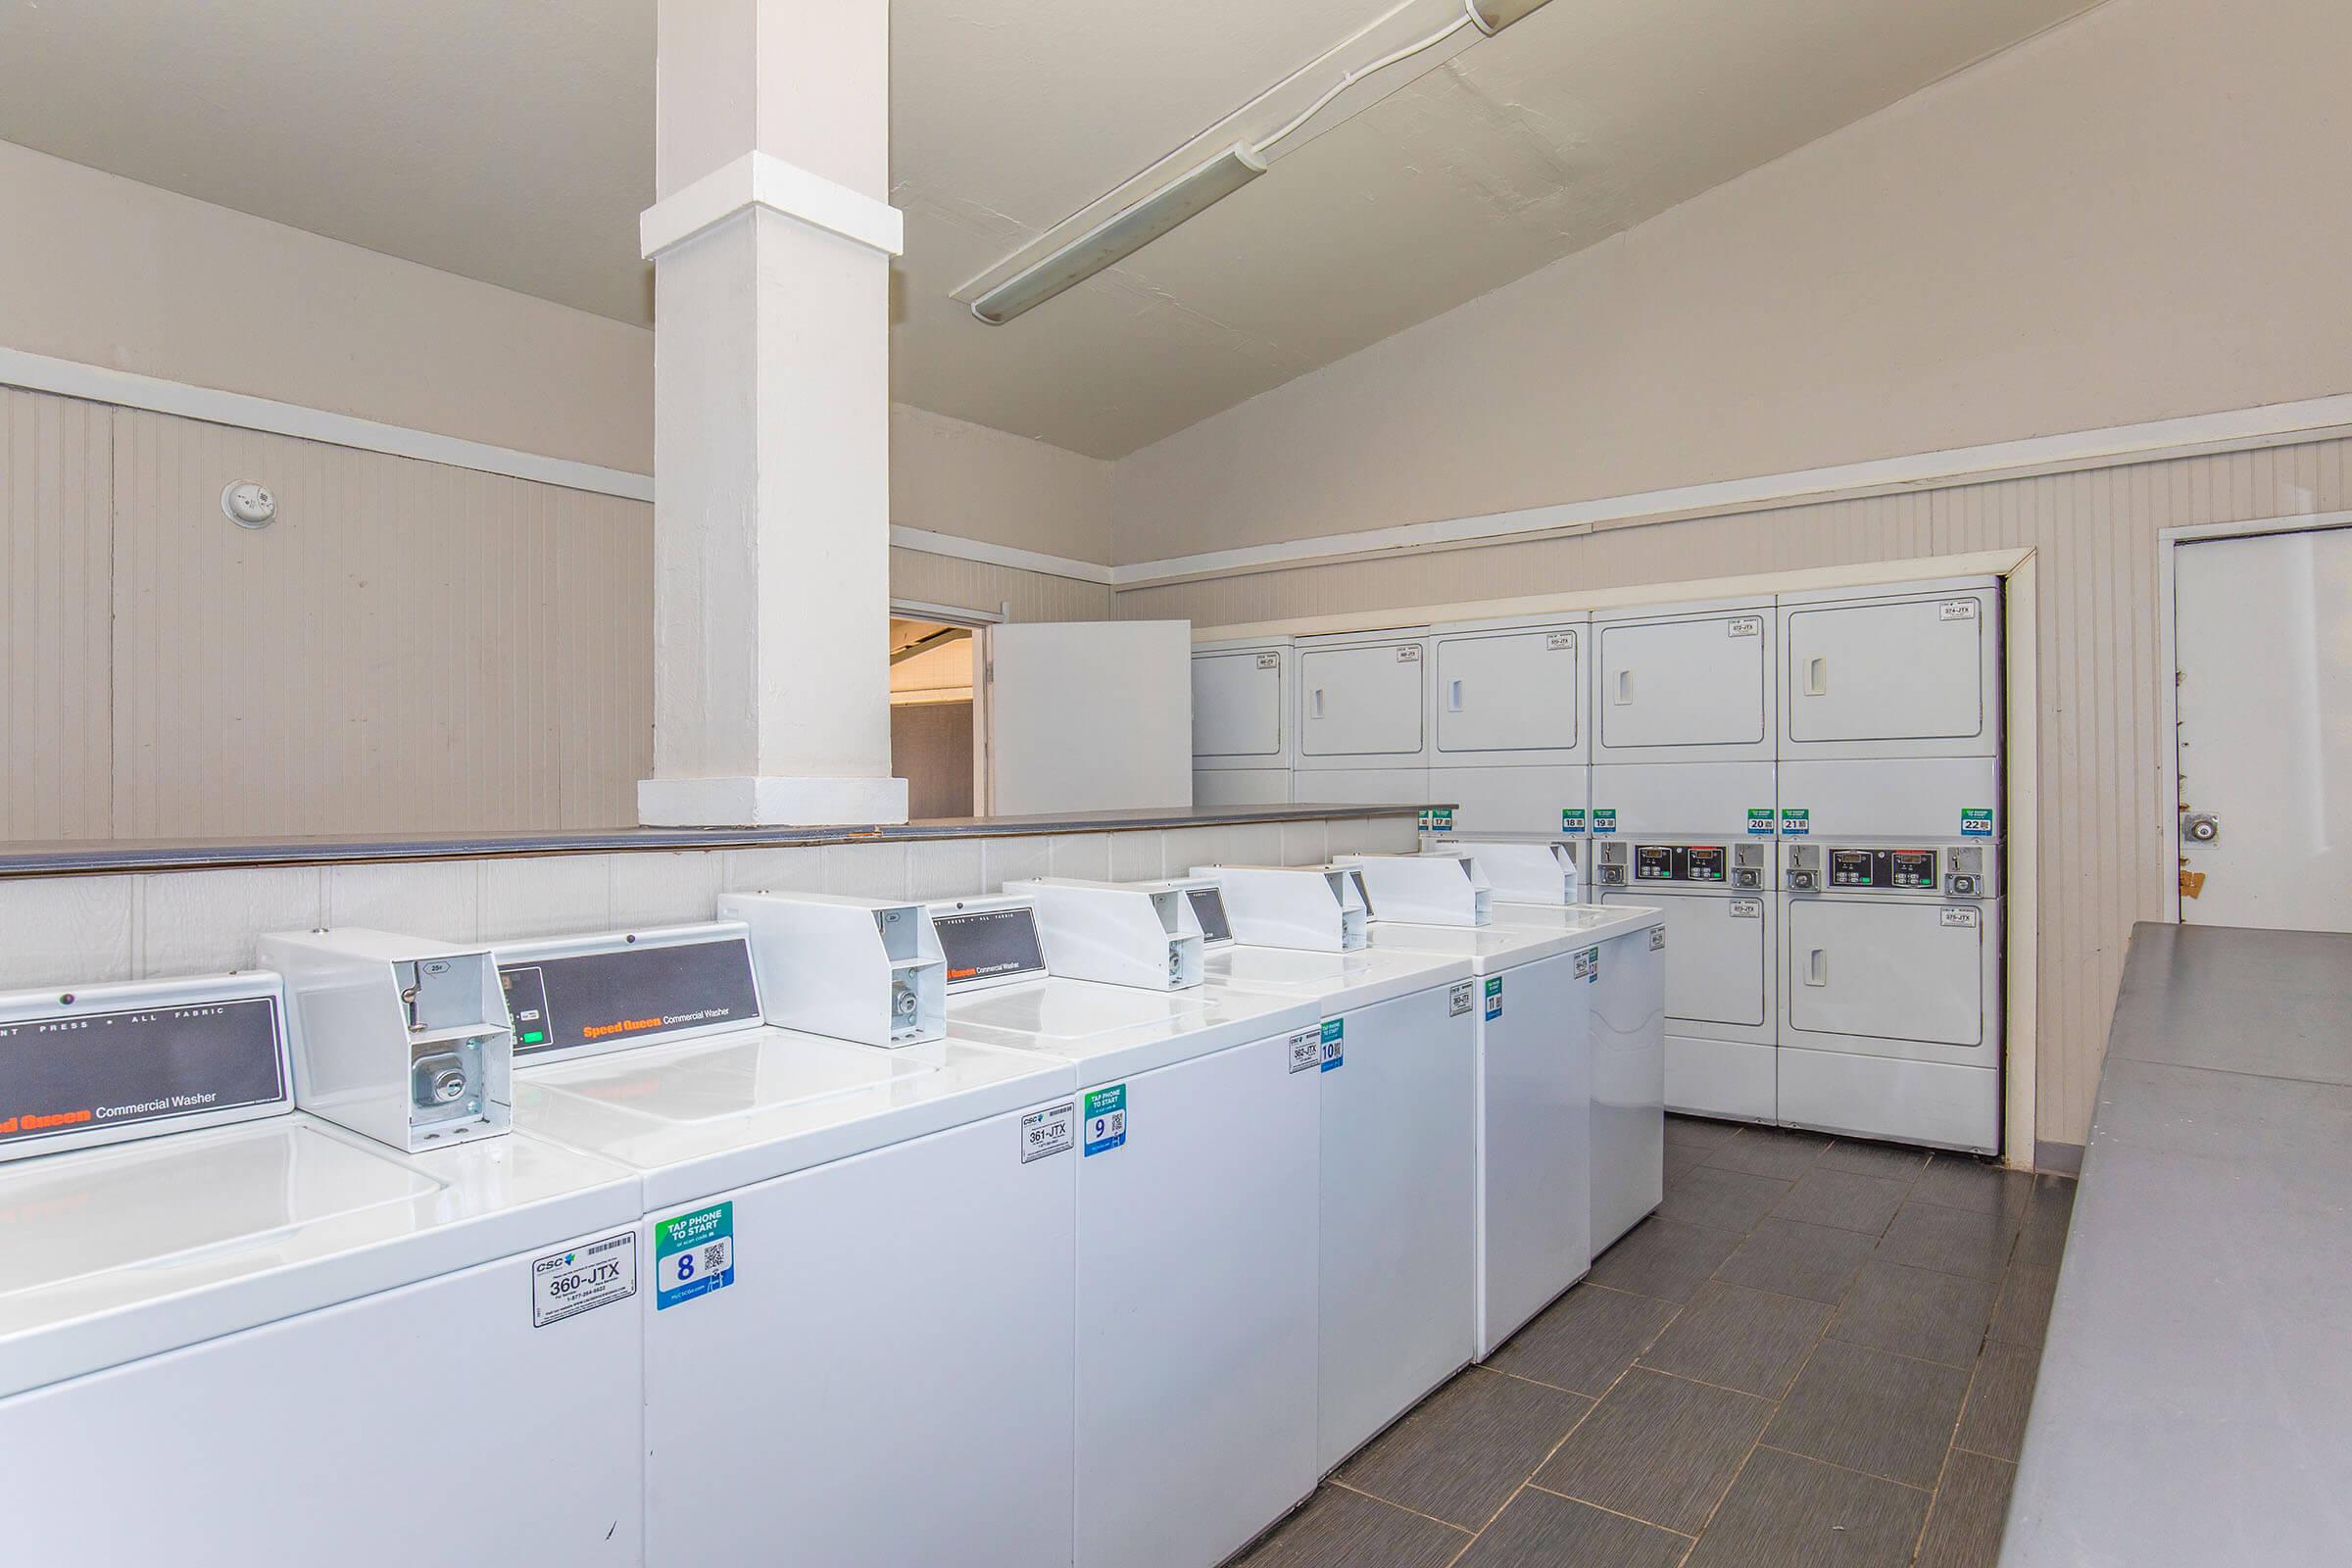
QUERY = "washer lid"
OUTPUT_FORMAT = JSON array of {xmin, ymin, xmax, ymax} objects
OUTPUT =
[
  {"xmin": 1363, "ymin": 921, "xmax": 1580, "ymax": 973},
  {"xmin": 0, "ymin": 1115, "xmax": 639, "ymax": 1399},
  {"xmin": 943, "ymin": 977, "xmax": 1317, "ymax": 1084},
  {"xmin": 1494, "ymin": 902, "xmax": 1667, "ymax": 947},
  {"xmin": 515, "ymin": 1026, "xmax": 1074, "ymax": 1208},
  {"xmin": 1201, "ymin": 944, "xmax": 1475, "ymax": 1014}
]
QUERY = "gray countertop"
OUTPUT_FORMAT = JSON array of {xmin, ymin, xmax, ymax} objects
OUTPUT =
[
  {"xmin": 0, "ymin": 801, "xmax": 1441, "ymax": 878},
  {"xmin": 2001, "ymin": 922, "xmax": 2352, "ymax": 1566}
]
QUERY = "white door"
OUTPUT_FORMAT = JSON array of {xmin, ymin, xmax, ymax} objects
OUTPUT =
[
  {"xmin": 1602, "ymin": 889, "xmax": 1768, "ymax": 1035},
  {"xmin": 1595, "ymin": 612, "xmax": 1772, "ymax": 757},
  {"xmin": 983, "ymin": 621, "xmax": 1193, "ymax": 814},
  {"xmin": 1783, "ymin": 592, "xmax": 1995, "ymax": 749},
  {"xmin": 1193, "ymin": 649, "xmax": 1286, "ymax": 763},
  {"xmin": 1436, "ymin": 627, "xmax": 1580, "ymax": 759},
  {"xmin": 2175, "ymin": 528, "xmax": 2352, "ymax": 930},
  {"xmin": 1298, "ymin": 642, "xmax": 1427, "ymax": 760},
  {"xmin": 1785, "ymin": 899, "xmax": 1987, "ymax": 1054}
]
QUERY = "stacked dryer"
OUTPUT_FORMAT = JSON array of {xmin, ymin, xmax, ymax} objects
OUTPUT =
[
  {"xmin": 1589, "ymin": 596, "xmax": 1782, "ymax": 1123},
  {"xmin": 1191, "ymin": 634, "xmax": 1295, "ymax": 808},
  {"xmin": 1293, "ymin": 625, "xmax": 1434, "ymax": 811},
  {"xmin": 1427, "ymin": 612, "xmax": 1592, "ymax": 871},
  {"xmin": 1774, "ymin": 578, "xmax": 2004, "ymax": 1152}
]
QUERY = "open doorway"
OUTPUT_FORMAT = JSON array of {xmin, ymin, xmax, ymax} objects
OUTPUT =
[{"xmin": 891, "ymin": 612, "xmax": 981, "ymax": 818}]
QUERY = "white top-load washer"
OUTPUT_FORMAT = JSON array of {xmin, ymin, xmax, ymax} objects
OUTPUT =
[
  {"xmin": 1336, "ymin": 853, "xmax": 1594, "ymax": 1359},
  {"xmin": 0, "ymin": 958, "xmax": 647, "ymax": 1568},
  {"xmin": 1439, "ymin": 845, "xmax": 1672, "ymax": 1256},
  {"xmin": 501, "ymin": 908, "xmax": 1081, "ymax": 1568},
  {"xmin": 926, "ymin": 883, "xmax": 1325, "ymax": 1568},
  {"xmin": 1179, "ymin": 863, "xmax": 1479, "ymax": 1474}
]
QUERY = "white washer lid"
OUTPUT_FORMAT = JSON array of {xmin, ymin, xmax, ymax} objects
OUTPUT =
[
  {"xmin": 1494, "ymin": 902, "xmax": 1667, "ymax": 947},
  {"xmin": 944, "ymin": 978, "xmax": 1318, "ymax": 1085},
  {"xmin": 515, "ymin": 1025, "xmax": 1075, "ymax": 1211},
  {"xmin": 1200, "ymin": 944, "xmax": 1476, "ymax": 1015},
  {"xmin": 0, "ymin": 1114, "xmax": 639, "ymax": 1398},
  {"xmin": 1362, "ymin": 921, "xmax": 1581, "ymax": 972}
]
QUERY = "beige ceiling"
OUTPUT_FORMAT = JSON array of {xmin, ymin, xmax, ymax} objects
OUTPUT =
[{"xmin": 0, "ymin": 0, "xmax": 2101, "ymax": 459}]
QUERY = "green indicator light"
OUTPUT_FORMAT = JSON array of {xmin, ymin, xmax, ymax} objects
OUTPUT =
[{"xmin": 521, "ymin": 1030, "xmax": 548, "ymax": 1045}]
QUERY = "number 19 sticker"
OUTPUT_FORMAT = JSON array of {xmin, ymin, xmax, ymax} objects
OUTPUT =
[{"xmin": 655, "ymin": 1200, "xmax": 734, "ymax": 1311}]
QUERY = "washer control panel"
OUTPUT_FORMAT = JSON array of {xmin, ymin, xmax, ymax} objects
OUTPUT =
[
  {"xmin": 1595, "ymin": 840, "xmax": 1769, "ymax": 890},
  {"xmin": 1784, "ymin": 842, "xmax": 1999, "ymax": 899}
]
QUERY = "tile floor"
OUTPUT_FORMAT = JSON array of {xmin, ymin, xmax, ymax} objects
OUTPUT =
[{"xmin": 1233, "ymin": 1116, "xmax": 2074, "ymax": 1568}]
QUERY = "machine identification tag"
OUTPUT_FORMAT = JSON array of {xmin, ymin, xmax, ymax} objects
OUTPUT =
[
  {"xmin": 1319, "ymin": 1018, "xmax": 1346, "ymax": 1072},
  {"xmin": 1560, "ymin": 808, "xmax": 1587, "ymax": 834},
  {"xmin": 1448, "ymin": 981, "xmax": 1474, "ymax": 1018},
  {"xmin": 1419, "ymin": 808, "xmax": 1455, "ymax": 832},
  {"xmin": 1484, "ymin": 977, "xmax": 1503, "ymax": 1021},
  {"xmin": 1256, "ymin": 652, "xmax": 1280, "ymax": 669},
  {"xmin": 1546, "ymin": 631, "xmax": 1577, "ymax": 651},
  {"xmin": 1083, "ymin": 1085, "xmax": 1128, "ymax": 1155},
  {"xmin": 1396, "ymin": 646, "xmax": 1421, "ymax": 662},
  {"xmin": 1941, "ymin": 907, "xmax": 1982, "ymax": 929},
  {"xmin": 1781, "ymin": 808, "xmax": 1811, "ymax": 835},
  {"xmin": 1940, "ymin": 600, "xmax": 1979, "ymax": 620},
  {"xmin": 531, "ymin": 1232, "xmax": 638, "ymax": 1329},
  {"xmin": 1288, "ymin": 1028, "xmax": 1324, "ymax": 1072},
  {"xmin": 1591, "ymin": 809, "xmax": 1618, "ymax": 834},
  {"xmin": 1730, "ymin": 899, "xmax": 1763, "ymax": 919},
  {"xmin": 1574, "ymin": 950, "xmax": 1592, "ymax": 979},
  {"xmin": 1745, "ymin": 808, "xmax": 1775, "ymax": 836},
  {"xmin": 655, "ymin": 1202, "xmax": 734, "ymax": 1311},
  {"xmin": 1727, "ymin": 616, "xmax": 1762, "ymax": 637},
  {"xmin": 1021, "ymin": 1101, "xmax": 1076, "ymax": 1161},
  {"xmin": 1586, "ymin": 947, "xmax": 1601, "ymax": 983},
  {"xmin": 1649, "ymin": 927, "xmax": 1666, "ymax": 952},
  {"xmin": 1960, "ymin": 808, "xmax": 1994, "ymax": 838}
]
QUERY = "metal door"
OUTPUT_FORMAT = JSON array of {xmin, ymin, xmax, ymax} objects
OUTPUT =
[
  {"xmin": 1193, "ymin": 649, "xmax": 1285, "ymax": 763},
  {"xmin": 2175, "ymin": 528, "xmax": 2352, "ymax": 930},
  {"xmin": 1436, "ymin": 626, "xmax": 1580, "ymax": 757},
  {"xmin": 1299, "ymin": 641, "xmax": 1427, "ymax": 760},
  {"xmin": 1784, "ymin": 592, "xmax": 1994, "ymax": 747},
  {"xmin": 1595, "ymin": 612, "xmax": 1771, "ymax": 756}
]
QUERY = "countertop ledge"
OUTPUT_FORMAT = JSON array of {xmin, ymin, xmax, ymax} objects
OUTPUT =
[{"xmin": 0, "ymin": 803, "xmax": 1446, "ymax": 878}]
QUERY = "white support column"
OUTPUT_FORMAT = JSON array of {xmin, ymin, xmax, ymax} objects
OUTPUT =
[{"xmin": 637, "ymin": 0, "xmax": 908, "ymax": 827}]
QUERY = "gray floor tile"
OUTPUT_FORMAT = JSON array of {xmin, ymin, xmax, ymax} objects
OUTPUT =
[
  {"xmin": 1657, "ymin": 1165, "xmax": 1792, "ymax": 1234},
  {"xmin": 1664, "ymin": 1143, "xmax": 1708, "ymax": 1186},
  {"xmin": 1590, "ymin": 1219, "xmax": 1745, "ymax": 1305},
  {"xmin": 1536, "ymin": 1366, "xmax": 1773, "ymax": 1535},
  {"xmin": 1491, "ymin": 1284, "xmax": 1681, "ymax": 1396},
  {"xmin": 1337, "ymin": 1366, "xmax": 1594, "ymax": 1531},
  {"xmin": 1234, "ymin": 1485, "xmax": 1470, "ymax": 1568},
  {"xmin": 1462, "ymin": 1490, "xmax": 1691, "ymax": 1568},
  {"xmin": 1684, "ymin": 1446, "xmax": 1931, "ymax": 1568},
  {"xmin": 1701, "ymin": 1127, "xmax": 1832, "ymax": 1181},
  {"xmin": 1908, "ymin": 1154, "xmax": 2034, "ymax": 1220},
  {"xmin": 1954, "ymin": 1341, "xmax": 2039, "ymax": 1461},
  {"xmin": 1817, "ymin": 1139, "xmax": 1931, "ymax": 1180},
  {"xmin": 1770, "ymin": 1167, "xmax": 1911, "ymax": 1235},
  {"xmin": 1914, "ymin": 1449, "xmax": 2017, "ymax": 1568},
  {"xmin": 1762, "ymin": 1338, "xmax": 1973, "ymax": 1489},
  {"xmin": 1876, "ymin": 1200, "xmax": 2019, "ymax": 1281},
  {"xmin": 1638, "ymin": 1281, "xmax": 1831, "ymax": 1398},
  {"xmin": 1665, "ymin": 1114, "xmax": 1742, "ymax": 1152},
  {"xmin": 1713, "ymin": 1217, "xmax": 1878, "ymax": 1304},
  {"xmin": 1830, "ymin": 1260, "xmax": 1996, "ymax": 1367},
  {"xmin": 2010, "ymin": 1178, "xmax": 2076, "ymax": 1268},
  {"xmin": 1986, "ymin": 1263, "xmax": 2058, "ymax": 1348}
]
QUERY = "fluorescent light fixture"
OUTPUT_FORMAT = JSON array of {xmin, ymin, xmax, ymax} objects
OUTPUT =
[
  {"xmin": 970, "ymin": 145, "xmax": 1268, "ymax": 326},
  {"xmin": 1465, "ymin": 0, "xmax": 1553, "ymax": 33}
]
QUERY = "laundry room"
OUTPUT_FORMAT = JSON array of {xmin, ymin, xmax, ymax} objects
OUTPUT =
[{"xmin": 2, "ymin": 1, "xmax": 2348, "ymax": 1564}]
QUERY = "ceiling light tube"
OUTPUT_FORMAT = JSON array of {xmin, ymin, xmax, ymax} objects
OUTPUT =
[
  {"xmin": 970, "ymin": 145, "xmax": 1268, "ymax": 325},
  {"xmin": 1466, "ymin": 0, "xmax": 1554, "ymax": 35}
]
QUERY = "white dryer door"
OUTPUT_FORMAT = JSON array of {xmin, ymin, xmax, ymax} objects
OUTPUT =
[
  {"xmin": 1785, "ymin": 598, "xmax": 1991, "ymax": 745},
  {"xmin": 1787, "ymin": 899, "xmax": 1985, "ymax": 1049},
  {"xmin": 1596, "ymin": 616, "xmax": 1768, "ymax": 752},
  {"xmin": 1602, "ymin": 889, "xmax": 1766, "ymax": 1031},
  {"xmin": 1299, "ymin": 644, "xmax": 1426, "ymax": 759},
  {"xmin": 1193, "ymin": 650, "xmax": 1285, "ymax": 762},
  {"xmin": 1436, "ymin": 629, "xmax": 1579, "ymax": 755}
]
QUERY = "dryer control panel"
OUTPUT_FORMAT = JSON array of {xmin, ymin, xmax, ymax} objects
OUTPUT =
[
  {"xmin": 1594, "ymin": 839, "xmax": 1770, "ymax": 890},
  {"xmin": 1783, "ymin": 841, "xmax": 1999, "ymax": 899}
]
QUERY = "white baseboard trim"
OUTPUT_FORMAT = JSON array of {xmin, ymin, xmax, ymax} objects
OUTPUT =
[
  {"xmin": 1108, "ymin": 391, "xmax": 2352, "ymax": 589},
  {"xmin": 0, "ymin": 346, "xmax": 657, "ymax": 502}
]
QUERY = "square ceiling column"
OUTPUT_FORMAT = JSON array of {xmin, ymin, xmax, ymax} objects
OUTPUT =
[{"xmin": 637, "ymin": 0, "xmax": 907, "ymax": 827}]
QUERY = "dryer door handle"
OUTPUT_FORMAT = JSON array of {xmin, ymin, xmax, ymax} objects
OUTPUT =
[
  {"xmin": 1309, "ymin": 688, "xmax": 1326, "ymax": 720},
  {"xmin": 1614, "ymin": 669, "xmax": 1634, "ymax": 706},
  {"xmin": 1803, "ymin": 657, "xmax": 1829, "ymax": 697},
  {"xmin": 1805, "ymin": 948, "xmax": 1829, "ymax": 987},
  {"xmin": 1447, "ymin": 679, "xmax": 1464, "ymax": 712}
]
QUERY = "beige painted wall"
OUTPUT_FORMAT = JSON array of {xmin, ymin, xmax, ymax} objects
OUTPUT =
[{"xmin": 1110, "ymin": 0, "xmax": 2352, "ymax": 564}]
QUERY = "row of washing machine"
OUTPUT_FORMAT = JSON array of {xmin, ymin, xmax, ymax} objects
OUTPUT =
[{"xmin": 0, "ymin": 854, "xmax": 1664, "ymax": 1568}]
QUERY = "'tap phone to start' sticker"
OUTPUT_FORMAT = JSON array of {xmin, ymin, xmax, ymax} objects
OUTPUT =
[
  {"xmin": 1083, "ymin": 1084, "xmax": 1128, "ymax": 1155},
  {"xmin": 1320, "ymin": 1018, "xmax": 1346, "ymax": 1071},
  {"xmin": 655, "ymin": 1201, "xmax": 734, "ymax": 1311},
  {"xmin": 1484, "ymin": 977, "xmax": 1503, "ymax": 1021}
]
